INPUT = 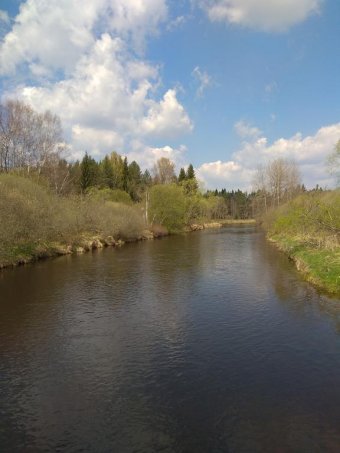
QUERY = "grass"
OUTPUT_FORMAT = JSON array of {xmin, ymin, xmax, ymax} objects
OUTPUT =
[
  {"xmin": 0, "ymin": 174, "xmax": 146, "ymax": 268},
  {"xmin": 270, "ymin": 235, "xmax": 340, "ymax": 295},
  {"xmin": 264, "ymin": 190, "xmax": 340, "ymax": 295}
]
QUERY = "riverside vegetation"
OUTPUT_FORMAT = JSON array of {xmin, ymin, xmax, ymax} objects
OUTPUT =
[
  {"xmin": 253, "ymin": 151, "xmax": 340, "ymax": 294},
  {"xmin": 0, "ymin": 100, "xmax": 256, "ymax": 269},
  {"xmin": 0, "ymin": 172, "xmax": 255, "ymax": 268},
  {"xmin": 264, "ymin": 190, "xmax": 340, "ymax": 294},
  {"xmin": 0, "ymin": 99, "xmax": 339, "ymax": 295}
]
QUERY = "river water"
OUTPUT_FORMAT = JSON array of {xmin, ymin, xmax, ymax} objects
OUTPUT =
[{"xmin": 1, "ymin": 226, "xmax": 340, "ymax": 452}]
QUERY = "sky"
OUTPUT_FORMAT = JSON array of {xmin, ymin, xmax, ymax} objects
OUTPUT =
[{"xmin": 0, "ymin": 0, "xmax": 339, "ymax": 190}]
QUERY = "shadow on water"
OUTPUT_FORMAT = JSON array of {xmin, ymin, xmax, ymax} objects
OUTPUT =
[{"xmin": 1, "ymin": 225, "xmax": 340, "ymax": 452}]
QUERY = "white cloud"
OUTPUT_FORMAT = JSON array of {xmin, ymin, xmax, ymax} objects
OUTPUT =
[
  {"xmin": 197, "ymin": 123, "xmax": 340, "ymax": 190},
  {"xmin": 199, "ymin": 0, "xmax": 321, "ymax": 32},
  {"xmin": 167, "ymin": 15, "xmax": 188, "ymax": 31},
  {"xmin": 234, "ymin": 120, "xmax": 262, "ymax": 140},
  {"xmin": 141, "ymin": 89, "xmax": 193, "ymax": 138},
  {"xmin": 0, "ymin": 0, "xmax": 167, "ymax": 75},
  {"xmin": 1, "ymin": 1, "xmax": 192, "ymax": 167},
  {"xmin": 126, "ymin": 141, "xmax": 187, "ymax": 170},
  {"xmin": 0, "ymin": 10, "xmax": 10, "ymax": 24},
  {"xmin": 192, "ymin": 66, "xmax": 213, "ymax": 97}
]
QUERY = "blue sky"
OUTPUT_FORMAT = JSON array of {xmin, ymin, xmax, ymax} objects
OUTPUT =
[{"xmin": 0, "ymin": 0, "xmax": 339, "ymax": 189}]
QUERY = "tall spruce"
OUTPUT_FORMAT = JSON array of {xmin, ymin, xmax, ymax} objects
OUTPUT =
[
  {"xmin": 178, "ymin": 167, "xmax": 186, "ymax": 182},
  {"xmin": 80, "ymin": 152, "xmax": 98, "ymax": 192},
  {"xmin": 122, "ymin": 157, "xmax": 129, "ymax": 192},
  {"xmin": 101, "ymin": 155, "xmax": 114, "ymax": 188},
  {"xmin": 186, "ymin": 164, "xmax": 195, "ymax": 180}
]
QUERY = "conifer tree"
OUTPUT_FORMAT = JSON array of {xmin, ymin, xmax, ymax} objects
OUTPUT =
[
  {"xmin": 101, "ymin": 155, "xmax": 114, "ymax": 188},
  {"xmin": 122, "ymin": 157, "xmax": 129, "ymax": 192},
  {"xmin": 186, "ymin": 164, "xmax": 195, "ymax": 180},
  {"xmin": 178, "ymin": 167, "xmax": 186, "ymax": 182},
  {"xmin": 80, "ymin": 152, "xmax": 98, "ymax": 192}
]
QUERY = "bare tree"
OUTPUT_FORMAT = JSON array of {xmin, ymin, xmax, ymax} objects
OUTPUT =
[
  {"xmin": 327, "ymin": 139, "xmax": 340, "ymax": 187},
  {"xmin": 252, "ymin": 164, "xmax": 268, "ymax": 213},
  {"xmin": 152, "ymin": 157, "xmax": 176, "ymax": 184},
  {"xmin": 252, "ymin": 158, "xmax": 301, "ymax": 212},
  {"xmin": 0, "ymin": 100, "xmax": 63, "ymax": 173}
]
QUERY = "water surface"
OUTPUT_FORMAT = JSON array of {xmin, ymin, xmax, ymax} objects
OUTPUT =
[{"xmin": 1, "ymin": 226, "xmax": 340, "ymax": 452}]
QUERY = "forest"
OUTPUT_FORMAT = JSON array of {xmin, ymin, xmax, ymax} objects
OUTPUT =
[{"xmin": 0, "ymin": 99, "xmax": 339, "ymax": 293}]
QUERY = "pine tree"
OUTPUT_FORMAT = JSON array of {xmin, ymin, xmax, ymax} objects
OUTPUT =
[
  {"xmin": 178, "ymin": 167, "xmax": 186, "ymax": 182},
  {"xmin": 101, "ymin": 155, "xmax": 114, "ymax": 188},
  {"xmin": 122, "ymin": 157, "xmax": 129, "ymax": 192},
  {"xmin": 80, "ymin": 152, "xmax": 98, "ymax": 192},
  {"xmin": 128, "ymin": 160, "xmax": 142, "ymax": 200},
  {"xmin": 186, "ymin": 164, "xmax": 195, "ymax": 180}
]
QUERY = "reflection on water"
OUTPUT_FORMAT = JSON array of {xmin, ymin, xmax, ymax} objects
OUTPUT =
[{"xmin": 1, "ymin": 226, "xmax": 340, "ymax": 452}]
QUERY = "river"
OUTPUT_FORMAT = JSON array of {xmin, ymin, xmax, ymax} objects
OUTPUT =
[{"xmin": 1, "ymin": 226, "xmax": 340, "ymax": 452}]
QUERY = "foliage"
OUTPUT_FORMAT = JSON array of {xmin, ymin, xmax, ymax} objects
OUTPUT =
[
  {"xmin": 178, "ymin": 167, "xmax": 186, "ymax": 182},
  {"xmin": 86, "ymin": 187, "xmax": 133, "ymax": 205},
  {"xmin": 268, "ymin": 190, "xmax": 340, "ymax": 246},
  {"xmin": 265, "ymin": 189, "xmax": 340, "ymax": 293},
  {"xmin": 0, "ymin": 174, "xmax": 144, "ymax": 264},
  {"xmin": 80, "ymin": 152, "xmax": 99, "ymax": 191},
  {"xmin": 149, "ymin": 184, "xmax": 187, "ymax": 232},
  {"xmin": 186, "ymin": 163, "xmax": 195, "ymax": 180}
]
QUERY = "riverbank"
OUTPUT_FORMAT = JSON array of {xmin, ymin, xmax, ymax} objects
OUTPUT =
[
  {"xmin": 263, "ymin": 190, "xmax": 340, "ymax": 295},
  {"xmin": 0, "ymin": 227, "xmax": 170, "ymax": 270},
  {"xmin": 269, "ymin": 235, "xmax": 340, "ymax": 295},
  {"xmin": 0, "ymin": 219, "xmax": 256, "ymax": 270}
]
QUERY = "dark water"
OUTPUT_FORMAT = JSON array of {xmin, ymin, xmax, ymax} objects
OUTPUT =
[{"xmin": 1, "ymin": 226, "xmax": 340, "ymax": 452}]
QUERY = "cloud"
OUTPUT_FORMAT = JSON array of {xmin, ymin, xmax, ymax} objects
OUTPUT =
[
  {"xmin": 1, "ymin": 1, "xmax": 192, "ymax": 168},
  {"xmin": 167, "ymin": 15, "xmax": 188, "ymax": 31},
  {"xmin": 0, "ymin": 10, "xmax": 10, "ymax": 24},
  {"xmin": 0, "ymin": 0, "xmax": 167, "ymax": 76},
  {"xmin": 192, "ymin": 66, "xmax": 213, "ymax": 97},
  {"xmin": 234, "ymin": 120, "xmax": 262, "ymax": 140},
  {"xmin": 196, "ymin": 160, "xmax": 252, "ymax": 190},
  {"xmin": 198, "ymin": 0, "xmax": 321, "ymax": 32},
  {"xmin": 141, "ymin": 89, "xmax": 193, "ymax": 138},
  {"xmin": 126, "ymin": 142, "xmax": 187, "ymax": 170},
  {"xmin": 197, "ymin": 123, "xmax": 340, "ymax": 190},
  {"xmin": 265, "ymin": 81, "xmax": 278, "ymax": 94}
]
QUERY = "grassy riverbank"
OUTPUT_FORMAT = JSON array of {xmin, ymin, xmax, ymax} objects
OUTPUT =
[
  {"xmin": 0, "ymin": 173, "xmax": 149, "ymax": 268},
  {"xmin": 265, "ymin": 190, "xmax": 340, "ymax": 294},
  {"xmin": 0, "ymin": 173, "xmax": 254, "ymax": 269}
]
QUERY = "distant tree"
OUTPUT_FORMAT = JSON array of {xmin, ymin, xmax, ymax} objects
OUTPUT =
[
  {"xmin": 0, "ymin": 99, "xmax": 64, "ymax": 173},
  {"xmin": 128, "ymin": 160, "xmax": 142, "ymax": 200},
  {"xmin": 141, "ymin": 169, "xmax": 152, "ymax": 187},
  {"xmin": 149, "ymin": 184, "xmax": 186, "ymax": 231},
  {"xmin": 100, "ymin": 155, "xmax": 114, "ymax": 188},
  {"xmin": 178, "ymin": 167, "xmax": 186, "ymax": 182},
  {"xmin": 80, "ymin": 152, "xmax": 98, "ymax": 192},
  {"xmin": 252, "ymin": 158, "xmax": 301, "ymax": 211},
  {"xmin": 122, "ymin": 157, "xmax": 129, "ymax": 192},
  {"xmin": 181, "ymin": 178, "xmax": 198, "ymax": 195},
  {"xmin": 153, "ymin": 157, "xmax": 176, "ymax": 184},
  {"xmin": 109, "ymin": 151, "xmax": 124, "ymax": 189},
  {"xmin": 327, "ymin": 140, "xmax": 340, "ymax": 187},
  {"xmin": 186, "ymin": 164, "xmax": 195, "ymax": 180}
]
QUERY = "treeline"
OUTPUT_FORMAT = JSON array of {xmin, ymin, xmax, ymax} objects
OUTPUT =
[{"xmin": 0, "ymin": 99, "xmax": 253, "ymax": 269}]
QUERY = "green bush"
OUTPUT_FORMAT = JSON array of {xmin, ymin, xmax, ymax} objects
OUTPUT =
[
  {"xmin": 149, "ymin": 184, "xmax": 187, "ymax": 232},
  {"xmin": 266, "ymin": 190, "xmax": 340, "ymax": 248},
  {"xmin": 0, "ymin": 174, "xmax": 145, "ymax": 262},
  {"xmin": 86, "ymin": 187, "xmax": 133, "ymax": 205}
]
